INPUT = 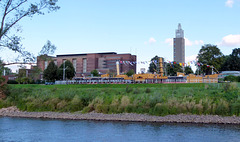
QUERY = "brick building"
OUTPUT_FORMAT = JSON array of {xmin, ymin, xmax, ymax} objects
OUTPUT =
[{"xmin": 37, "ymin": 52, "xmax": 136, "ymax": 77}]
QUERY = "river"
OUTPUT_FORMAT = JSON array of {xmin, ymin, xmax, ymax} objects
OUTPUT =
[{"xmin": 0, "ymin": 117, "xmax": 240, "ymax": 142}]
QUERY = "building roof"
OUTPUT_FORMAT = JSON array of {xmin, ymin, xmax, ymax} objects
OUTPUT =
[{"xmin": 56, "ymin": 52, "xmax": 117, "ymax": 57}]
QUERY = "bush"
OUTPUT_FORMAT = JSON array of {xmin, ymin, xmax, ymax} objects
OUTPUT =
[
  {"xmin": 222, "ymin": 82, "xmax": 239, "ymax": 93},
  {"xmin": 145, "ymin": 88, "xmax": 151, "ymax": 93},
  {"xmin": 7, "ymin": 80, "xmax": 18, "ymax": 84},
  {"xmin": 133, "ymin": 88, "xmax": 141, "ymax": 94},
  {"xmin": 153, "ymin": 103, "xmax": 169, "ymax": 116},
  {"xmin": 224, "ymin": 75, "xmax": 239, "ymax": 82},
  {"xmin": 126, "ymin": 86, "xmax": 133, "ymax": 93}
]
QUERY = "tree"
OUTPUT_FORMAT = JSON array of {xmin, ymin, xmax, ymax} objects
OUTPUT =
[
  {"xmin": 91, "ymin": 69, "xmax": 100, "ymax": 77},
  {"xmin": 184, "ymin": 66, "xmax": 193, "ymax": 75},
  {"xmin": 149, "ymin": 55, "xmax": 159, "ymax": 73},
  {"xmin": 221, "ymin": 48, "xmax": 240, "ymax": 71},
  {"xmin": 195, "ymin": 67, "xmax": 204, "ymax": 75},
  {"xmin": 57, "ymin": 60, "xmax": 75, "ymax": 80},
  {"xmin": 39, "ymin": 40, "xmax": 57, "ymax": 56},
  {"xmin": 29, "ymin": 66, "xmax": 41, "ymax": 81},
  {"xmin": 43, "ymin": 61, "xmax": 58, "ymax": 82},
  {"xmin": 126, "ymin": 69, "xmax": 134, "ymax": 77},
  {"xmin": 0, "ymin": 0, "xmax": 60, "ymax": 62},
  {"xmin": 220, "ymin": 55, "xmax": 230, "ymax": 71},
  {"xmin": 197, "ymin": 44, "xmax": 224, "ymax": 75},
  {"xmin": 166, "ymin": 62, "xmax": 183, "ymax": 76}
]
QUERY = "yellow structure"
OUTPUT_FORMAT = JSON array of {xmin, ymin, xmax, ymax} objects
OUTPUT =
[
  {"xmin": 177, "ymin": 72, "xmax": 185, "ymax": 76},
  {"xmin": 116, "ymin": 61, "xmax": 120, "ymax": 76},
  {"xmin": 116, "ymin": 74, "xmax": 133, "ymax": 80},
  {"xmin": 159, "ymin": 57, "xmax": 164, "ymax": 77},
  {"xmin": 101, "ymin": 74, "xmax": 109, "ymax": 78},
  {"xmin": 187, "ymin": 74, "xmax": 218, "ymax": 83}
]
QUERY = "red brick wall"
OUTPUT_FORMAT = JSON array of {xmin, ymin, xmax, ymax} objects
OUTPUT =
[{"xmin": 37, "ymin": 53, "xmax": 136, "ymax": 77}]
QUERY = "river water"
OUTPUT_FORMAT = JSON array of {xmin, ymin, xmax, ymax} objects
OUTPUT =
[{"xmin": 0, "ymin": 117, "xmax": 240, "ymax": 142}]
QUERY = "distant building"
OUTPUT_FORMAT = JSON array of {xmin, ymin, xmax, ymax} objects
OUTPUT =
[
  {"xmin": 173, "ymin": 23, "xmax": 185, "ymax": 63},
  {"xmin": 37, "ymin": 52, "xmax": 136, "ymax": 78},
  {"xmin": 218, "ymin": 71, "xmax": 240, "ymax": 78},
  {"xmin": 140, "ymin": 68, "xmax": 146, "ymax": 74}
]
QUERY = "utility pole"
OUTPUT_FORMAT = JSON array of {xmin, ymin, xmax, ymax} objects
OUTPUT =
[
  {"xmin": 3, "ymin": 68, "xmax": 5, "ymax": 76},
  {"xmin": 63, "ymin": 61, "xmax": 68, "ymax": 80}
]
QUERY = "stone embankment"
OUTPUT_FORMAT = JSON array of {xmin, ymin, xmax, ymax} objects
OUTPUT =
[{"xmin": 1, "ymin": 106, "xmax": 240, "ymax": 124}]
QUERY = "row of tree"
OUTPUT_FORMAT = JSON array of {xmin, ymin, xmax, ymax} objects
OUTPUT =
[
  {"xmin": 149, "ymin": 45, "xmax": 240, "ymax": 76},
  {"xmin": 43, "ymin": 60, "xmax": 75, "ymax": 82},
  {"xmin": 197, "ymin": 45, "xmax": 240, "ymax": 75},
  {"xmin": 148, "ymin": 56, "xmax": 193, "ymax": 76}
]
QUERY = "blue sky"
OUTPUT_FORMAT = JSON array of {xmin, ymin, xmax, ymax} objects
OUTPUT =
[{"xmin": 2, "ymin": 0, "xmax": 240, "ymax": 72}]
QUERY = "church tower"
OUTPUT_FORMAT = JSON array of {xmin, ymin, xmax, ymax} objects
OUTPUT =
[{"xmin": 173, "ymin": 23, "xmax": 185, "ymax": 63}]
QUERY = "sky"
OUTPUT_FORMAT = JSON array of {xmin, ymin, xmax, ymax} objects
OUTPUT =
[{"xmin": 1, "ymin": 0, "xmax": 240, "ymax": 73}]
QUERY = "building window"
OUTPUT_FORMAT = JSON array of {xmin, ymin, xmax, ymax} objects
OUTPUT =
[
  {"xmin": 83, "ymin": 58, "xmax": 87, "ymax": 73},
  {"xmin": 72, "ymin": 59, "xmax": 77, "ymax": 72},
  {"xmin": 45, "ymin": 61, "xmax": 48, "ymax": 69}
]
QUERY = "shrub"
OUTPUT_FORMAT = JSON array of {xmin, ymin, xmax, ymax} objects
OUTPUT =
[
  {"xmin": 7, "ymin": 80, "xmax": 18, "ymax": 84},
  {"xmin": 153, "ymin": 103, "xmax": 169, "ymax": 116},
  {"xmin": 224, "ymin": 75, "xmax": 239, "ymax": 82},
  {"xmin": 69, "ymin": 95, "xmax": 84, "ymax": 112},
  {"xmin": 57, "ymin": 100, "xmax": 68, "ymax": 111},
  {"xmin": 126, "ymin": 86, "xmax": 133, "ymax": 93},
  {"xmin": 121, "ymin": 96, "xmax": 130, "ymax": 107},
  {"xmin": 145, "ymin": 88, "xmax": 151, "ymax": 93},
  {"xmin": 222, "ymin": 82, "xmax": 239, "ymax": 93},
  {"xmin": 215, "ymin": 99, "xmax": 229, "ymax": 115},
  {"xmin": 133, "ymin": 88, "xmax": 141, "ymax": 94}
]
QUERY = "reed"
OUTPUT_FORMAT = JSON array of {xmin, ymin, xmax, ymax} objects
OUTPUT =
[{"xmin": 0, "ymin": 83, "xmax": 239, "ymax": 116}]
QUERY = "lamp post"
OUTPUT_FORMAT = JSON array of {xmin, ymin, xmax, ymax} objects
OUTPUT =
[{"xmin": 63, "ymin": 61, "xmax": 68, "ymax": 80}]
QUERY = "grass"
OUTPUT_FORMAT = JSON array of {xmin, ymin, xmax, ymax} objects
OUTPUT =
[{"xmin": 0, "ymin": 83, "xmax": 239, "ymax": 116}]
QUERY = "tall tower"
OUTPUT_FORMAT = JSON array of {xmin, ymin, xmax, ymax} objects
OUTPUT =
[{"xmin": 173, "ymin": 23, "xmax": 185, "ymax": 63}]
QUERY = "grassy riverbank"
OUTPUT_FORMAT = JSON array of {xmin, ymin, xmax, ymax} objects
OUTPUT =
[{"xmin": 0, "ymin": 83, "xmax": 240, "ymax": 116}]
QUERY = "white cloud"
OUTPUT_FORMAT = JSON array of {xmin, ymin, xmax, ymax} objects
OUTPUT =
[
  {"xmin": 225, "ymin": 0, "xmax": 234, "ymax": 7},
  {"xmin": 149, "ymin": 37, "xmax": 156, "ymax": 44},
  {"xmin": 220, "ymin": 34, "xmax": 240, "ymax": 47},
  {"xmin": 145, "ymin": 37, "xmax": 156, "ymax": 45},
  {"xmin": 165, "ymin": 38, "xmax": 204, "ymax": 47},
  {"xmin": 185, "ymin": 38, "xmax": 193, "ymax": 46},
  {"xmin": 165, "ymin": 38, "xmax": 173, "ymax": 46},
  {"xmin": 185, "ymin": 38, "xmax": 204, "ymax": 46},
  {"xmin": 186, "ymin": 55, "xmax": 197, "ymax": 62}
]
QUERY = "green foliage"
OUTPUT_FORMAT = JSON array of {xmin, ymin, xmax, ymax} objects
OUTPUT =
[
  {"xmin": 57, "ymin": 60, "xmax": 75, "ymax": 80},
  {"xmin": 0, "ymin": 61, "xmax": 12, "ymax": 76},
  {"xmin": 184, "ymin": 66, "xmax": 193, "ymax": 75},
  {"xmin": 126, "ymin": 69, "xmax": 135, "ymax": 77},
  {"xmin": 7, "ymin": 80, "xmax": 18, "ymax": 84},
  {"xmin": 149, "ymin": 55, "xmax": 159, "ymax": 73},
  {"xmin": 44, "ymin": 61, "xmax": 58, "ymax": 82},
  {"xmin": 145, "ymin": 88, "xmax": 151, "ymax": 93},
  {"xmin": 1, "ymin": 83, "xmax": 240, "ymax": 116},
  {"xmin": 91, "ymin": 69, "xmax": 100, "ymax": 77},
  {"xmin": 224, "ymin": 75, "xmax": 240, "ymax": 82},
  {"xmin": 0, "ymin": 1, "xmax": 60, "ymax": 62},
  {"xmin": 221, "ymin": 48, "xmax": 240, "ymax": 71},
  {"xmin": 166, "ymin": 62, "xmax": 183, "ymax": 76},
  {"xmin": 0, "ymin": 76, "xmax": 9, "ymax": 97},
  {"xmin": 39, "ymin": 40, "xmax": 57, "ymax": 55},
  {"xmin": 197, "ymin": 44, "xmax": 224, "ymax": 75},
  {"xmin": 126, "ymin": 86, "xmax": 133, "ymax": 93}
]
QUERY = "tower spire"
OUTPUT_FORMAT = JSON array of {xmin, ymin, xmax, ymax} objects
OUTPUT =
[
  {"xmin": 176, "ymin": 23, "xmax": 184, "ymax": 38},
  {"xmin": 178, "ymin": 23, "xmax": 181, "ymax": 30}
]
